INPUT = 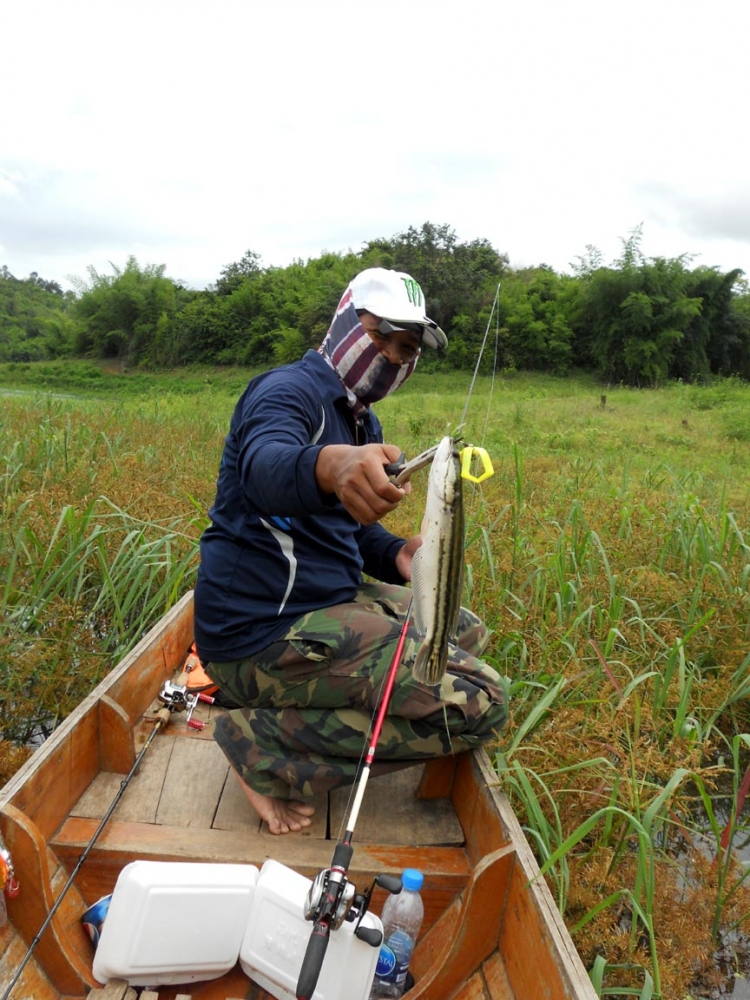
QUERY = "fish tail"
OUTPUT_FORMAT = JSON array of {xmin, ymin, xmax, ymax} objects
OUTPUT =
[{"xmin": 413, "ymin": 643, "xmax": 448, "ymax": 685}]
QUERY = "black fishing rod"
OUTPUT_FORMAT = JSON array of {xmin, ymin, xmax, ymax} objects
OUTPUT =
[
  {"xmin": 295, "ymin": 605, "xmax": 412, "ymax": 1000},
  {"xmin": 0, "ymin": 705, "xmax": 172, "ymax": 1000}
]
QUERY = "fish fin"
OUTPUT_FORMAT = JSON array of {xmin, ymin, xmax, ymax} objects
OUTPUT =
[
  {"xmin": 413, "ymin": 641, "xmax": 448, "ymax": 686},
  {"xmin": 410, "ymin": 548, "xmax": 428, "ymax": 636}
]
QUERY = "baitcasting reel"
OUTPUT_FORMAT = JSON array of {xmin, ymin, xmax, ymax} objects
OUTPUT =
[
  {"xmin": 303, "ymin": 868, "xmax": 402, "ymax": 947},
  {"xmin": 158, "ymin": 679, "xmax": 214, "ymax": 730}
]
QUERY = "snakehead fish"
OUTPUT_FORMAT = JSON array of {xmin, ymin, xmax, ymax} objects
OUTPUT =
[{"xmin": 410, "ymin": 435, "xmax": 464, "ymax": 684}]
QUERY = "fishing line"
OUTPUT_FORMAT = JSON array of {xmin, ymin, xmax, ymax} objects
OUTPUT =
[
  {"xmin": 458, "ymin": 282, "xmax": 501, "ymax": 435},
  {"xmin": 0, "ymin": 706, "xmax": 171, "ymax": 1000},
  {"xmin": 479, "ymin": 289, "xmax": 502, "ymax": 450},
  {"xmin": 456, "ymin": 283, "xmax": 501, "ymax": 526}
]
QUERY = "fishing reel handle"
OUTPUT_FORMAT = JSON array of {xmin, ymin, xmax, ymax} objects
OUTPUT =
[
  {"xmin": 374, "ymin": 873, "xmax": 402, "ymax": 896},
  {"xmin": 296, "ymin": 921, "xmax": 330, "ymax": 1000}
]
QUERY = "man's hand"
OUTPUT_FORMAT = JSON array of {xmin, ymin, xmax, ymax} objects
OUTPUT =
[
  {"xmin": 315, "ymin": 443, "xmax": 411, "ymax": 525},
  {"xmin": 395, "ymin": 534, "xmax": 422, "ymax": 581}
]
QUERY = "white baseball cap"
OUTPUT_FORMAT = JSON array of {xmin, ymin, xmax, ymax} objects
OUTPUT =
[{"xmin": 348, "ymin": 268, "xmax": 448, "ymax": 351}]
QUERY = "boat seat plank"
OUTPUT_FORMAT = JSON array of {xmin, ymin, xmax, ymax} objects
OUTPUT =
[
  {"xmin": 51, "ymin": 815, "xmax": 470, "ymax": 934},
  {"xmin": 330, "ymin": 765, "xmax": 464, "ymax": 846},
  {"xmin": 155, "ymin": 739, "xmax": 229, "ymax": 829}
]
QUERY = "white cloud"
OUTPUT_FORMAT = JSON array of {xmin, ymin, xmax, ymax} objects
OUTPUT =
[{"xmin": 2, "ymin": 0, "xmax": 749, "ymax": 290}]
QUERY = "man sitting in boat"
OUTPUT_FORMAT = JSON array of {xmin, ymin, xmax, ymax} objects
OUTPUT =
[{"xmin": 193, "ymin": 268, "xmax": 507, "ymax": 834}]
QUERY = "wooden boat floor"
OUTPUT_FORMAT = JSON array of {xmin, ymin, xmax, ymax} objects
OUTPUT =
[
  {"xmin": 67, "ymin": 703, "xmax": 465, "ymax": 847},
  {"xmin": 49, "ymin": 702, "xmax": 470, "ymax": 915}
]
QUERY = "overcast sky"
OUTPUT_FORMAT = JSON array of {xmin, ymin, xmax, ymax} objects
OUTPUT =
[{"xmin": 2, "ymin": 0, "xmax": 749, "ymax": 292}]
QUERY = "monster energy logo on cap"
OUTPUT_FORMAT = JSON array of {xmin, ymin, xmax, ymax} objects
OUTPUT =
[
  {"xmin": 401, "ymin": 276, "xmax": 424, "ymax": 308},
  {"xmin": 347, "ymin": 267, "xmax": 448, "ymax": 351}
]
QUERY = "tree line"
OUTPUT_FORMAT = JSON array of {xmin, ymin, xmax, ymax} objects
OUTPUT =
[{"xmin": 2, "ymin": 223, "xmax": 749, "ymax": 387}]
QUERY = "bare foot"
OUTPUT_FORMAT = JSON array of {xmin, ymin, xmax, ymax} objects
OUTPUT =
[{"xmin": 234, "ymin": 771, "xmax": 315, "ymax": 835}]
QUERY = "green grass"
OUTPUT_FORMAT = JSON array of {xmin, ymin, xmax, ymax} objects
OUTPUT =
[{"xmin": 3, "ymin": 363, "xmax": 750, "ymax": 998}]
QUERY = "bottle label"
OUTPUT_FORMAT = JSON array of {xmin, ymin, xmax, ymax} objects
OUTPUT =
[
  {"xmin": 375, "ymin": 942, "xmax": 397, "ymax": 979},
  {"xmin": 376, "ymin": 929, "xmax": 414, "ymax": 984}
]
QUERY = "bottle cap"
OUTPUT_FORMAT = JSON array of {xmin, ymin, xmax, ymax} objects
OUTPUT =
[{"xmin": 401, "ymin": 868, "xmax": 424, "ymax": 892}]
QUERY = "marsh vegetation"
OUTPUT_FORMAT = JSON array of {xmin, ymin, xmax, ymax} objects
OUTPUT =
[{"xmin": 3, "ymin": 362, "xmax": 750, "ymax": 998}]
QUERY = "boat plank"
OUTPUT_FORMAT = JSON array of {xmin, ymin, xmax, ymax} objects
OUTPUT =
[
  {"xmin": 0, "ymin": 931, "xmax": 61, "ymax": 1000},
  {"xmin": 52, "ymin": 816, "xmax": 473, "ymax": 878},
  {"xmin": 451, "ymin": 972, "xmax": 492, "ymax": 1000},
  {"xmin": 481, "ymin": 949, "xmax": 517, "ymax": 1000},
  {"xmin": 155, "ymin": 739, "xmax": 229, "ymax": 829},
  {"xmin": 211, "ymin": 767, "xmax": 262, "ymax": 833},
  {"xmin": 51, "ymin": 816, "xmax": 469, "ymax": 934},
  {"xmin": 500, "ymin": 854, "xmax": 589, "ymax": 1000},
  {"xmin": 8, "ymin": 704, "xmax": 99, "ymax": 844},
  {"xmin": 451, "ymin": 751, "xmax": 510, "ymax": 865},
  {"xmin": 99, "ymin": 695, "xmax": 135, "ymax": 775},
  {"xmin": 71, "ymin": 736, "xmax": 175, "ymax": 825},
  {"xmin": 415, "ymin": 755, "xmax": 457, "ymax": 799},
  {"xmin": 87, "ymin": 980, "xmax": 138, "ymax": 999},
  {"xmin": 330, "ymin": 766, "xmax": 464, "ymax": 846}
]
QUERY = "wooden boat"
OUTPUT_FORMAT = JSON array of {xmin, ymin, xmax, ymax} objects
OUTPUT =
[{"xmin": 0, "ymin": 592, "xmax": 597, "ymax": 1000}]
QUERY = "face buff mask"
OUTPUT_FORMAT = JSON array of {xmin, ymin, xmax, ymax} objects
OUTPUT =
[{"xmin": 319, "ymin": 290, "xmax": 418, "ymax": 419}]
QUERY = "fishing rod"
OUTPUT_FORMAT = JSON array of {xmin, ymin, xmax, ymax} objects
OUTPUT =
[
  {"xmin": 0, "ymin": 705, "xmax": 172, "ymax": 1000},
  {"xmin": 295, "ymin": 603, "xmax": 412, "ymax": 1000}
]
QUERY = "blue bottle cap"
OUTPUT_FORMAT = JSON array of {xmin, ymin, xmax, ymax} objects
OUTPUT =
[{"xmin": 401, "ymin": 868, "xmax": 424, "ymax": 891}]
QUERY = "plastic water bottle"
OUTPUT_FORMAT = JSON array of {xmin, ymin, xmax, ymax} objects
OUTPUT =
[{"xmin": 369, "ymin": 868, "xmax": 424, "ymax": 998}]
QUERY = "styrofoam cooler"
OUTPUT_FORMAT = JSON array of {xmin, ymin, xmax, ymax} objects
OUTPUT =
[
  {"xmin": 92, "ymin": 860, "xmax": 258, "ymax": 987},
  {"xmin": 240, "ymin": 859, "xmax": 383, "ymax": 1000}
]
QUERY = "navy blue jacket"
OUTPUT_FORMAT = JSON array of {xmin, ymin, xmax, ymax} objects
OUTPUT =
[{"xmin": 194, "ymin": 350, "xmax": 406, "ymax": 662}]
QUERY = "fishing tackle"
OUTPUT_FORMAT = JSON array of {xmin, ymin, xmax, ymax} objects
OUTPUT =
[
  {"xmin": 295, "ymin": 606, "xmax": 412, "ymax": 1000},
  {"xmin": 460, "ymin": 445, "xmax": 494, "ymax": 483},
  {"xmin": 0, "ymin": 836, "xmax": 19, "ymax": 930},
  {"xmin": 158, "ymin": 678, "xmax": 215, "ymax": 730},
  {"xmin": 0, "ymin": 840, "xmax": 19, "ymax": 900},
  {"xmin": 384, "ymin": 442, "xmax": 441, "ymax": 486}
]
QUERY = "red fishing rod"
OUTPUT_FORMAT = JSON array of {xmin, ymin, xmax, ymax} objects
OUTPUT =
[{"xmin": 295, "ymin": 602, "xmax": 412, "ymax": 1000}]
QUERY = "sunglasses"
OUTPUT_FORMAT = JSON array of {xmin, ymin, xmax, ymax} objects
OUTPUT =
[{"xmin": 377, "ymin": 319, "xmax": 425, "ymax": 338}]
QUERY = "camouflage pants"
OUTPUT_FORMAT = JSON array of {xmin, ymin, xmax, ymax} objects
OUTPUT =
[{"xmin": 205, "ymin": 582, "xmax": 507, "ymax": 800}]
